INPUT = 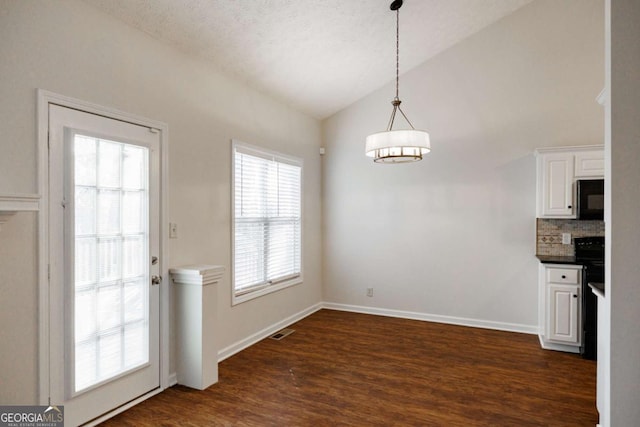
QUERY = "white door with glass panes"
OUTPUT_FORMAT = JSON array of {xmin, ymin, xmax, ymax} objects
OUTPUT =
[{"xmin": 48, "ymin": 105, "xmax": 161, "ymax": 426}]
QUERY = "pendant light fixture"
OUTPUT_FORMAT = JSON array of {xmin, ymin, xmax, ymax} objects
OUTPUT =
[{"xmin": 365, "ymin": 0, "xmax": 430, "ymax": 163}]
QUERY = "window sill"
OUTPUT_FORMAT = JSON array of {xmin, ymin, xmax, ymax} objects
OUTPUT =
[{"xmin": 232, "ymin": 277, "xmax": 302, "ymax": 306}]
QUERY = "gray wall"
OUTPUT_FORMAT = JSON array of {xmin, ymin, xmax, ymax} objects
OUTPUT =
[
  {"xmin": 609, "ymin": 0, "xmax": 640, "ymax": 423},
  {"xmin": 0, "ymin": 0, "xmax": 323, "ymax": 404},
  {"xmin": 322, "ymin": 0, "xmax": 604, "ymax": 329}
]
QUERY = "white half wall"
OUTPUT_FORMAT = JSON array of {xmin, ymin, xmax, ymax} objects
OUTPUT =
[
  {"xmin": 321, "ymin": 0, "xmax": 604, "ymax": 329},
  {"xmin": 0, "ymin": 0, "xmax": 322, "ymax": 404}
]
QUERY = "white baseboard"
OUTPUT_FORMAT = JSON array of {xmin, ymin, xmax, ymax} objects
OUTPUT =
[
  {"xmin": 168, "ymin": 372, "xmax": 178, "ymax": 387},
  {"xmin": 217, "ymin": 302, "xmax": 324, "ymax": 362},
  {"xmin": 537, "ymin": 334, "xmax": 581, "ymax": 353},
  {"xmin": 322, "ymin": 302, "xmax": 538, "ymax": 335}
]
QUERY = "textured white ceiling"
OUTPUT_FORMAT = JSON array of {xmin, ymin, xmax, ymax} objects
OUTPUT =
[{"xmin": 83, "ymin": 0, "xmax": 533, "ymax": 119}]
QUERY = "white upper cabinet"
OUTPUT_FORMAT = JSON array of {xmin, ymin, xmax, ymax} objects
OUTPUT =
[
  {"xmin": 575, "ymin": 150, "xmax": 605, "ymax": 177},
  {"xmin": 535, "ymin": 145, "xmax": 604, "ymax": 218},
  {"xmin": 540, "ymin": 153, "xmax": 574, "ymax": 217}
]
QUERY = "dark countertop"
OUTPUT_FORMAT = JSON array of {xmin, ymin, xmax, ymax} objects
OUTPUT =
[
  {"xmin": 589, "ymin": 282, "xmax": 605, "ymax": 298},
  {"xmin": 536, "ymin": 255, "xmax": 581, "ymax": 265}
]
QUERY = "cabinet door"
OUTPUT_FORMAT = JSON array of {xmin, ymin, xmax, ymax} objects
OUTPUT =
[
  {"xmin": 575, "ymin": 150, "xmax": 605, "ymax": 177},
  {"xmin": 547, "ymin": 283, "xmax": 580, "ymax": 344},
  {"xmin": 540, "ymin": 154, "xmax": 574, "ymax": 217}
]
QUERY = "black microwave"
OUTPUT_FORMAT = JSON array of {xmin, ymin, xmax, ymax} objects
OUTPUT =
[{"xmin": 577, "ymin": 179, "xmax": 604, "ymax": 220}]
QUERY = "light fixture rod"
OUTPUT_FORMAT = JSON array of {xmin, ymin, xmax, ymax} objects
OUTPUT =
[
  {"xmin": 396, "ymin": 105, "xmax": 415, "ymax": 129},
  {"xmin": 386, "ymin": 1, "xmax": 416, "ymax": 132},
  {"xmin": 386, "ymin": 104, "xmax": 398, "ymax": 131},
  {"xmin": 395, "ymin": 7, "xmax": 400, "ymax": 100}
]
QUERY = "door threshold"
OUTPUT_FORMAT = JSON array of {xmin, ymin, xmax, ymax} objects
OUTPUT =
[{"xmin": 82, "ymin": 386, "xmax": 164, "ymax": 426}]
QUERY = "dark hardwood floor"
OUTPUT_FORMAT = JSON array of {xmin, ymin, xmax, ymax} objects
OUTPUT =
[{"xmin": 101, "ymin": 309, "xmax": 597, "ymax": 426}]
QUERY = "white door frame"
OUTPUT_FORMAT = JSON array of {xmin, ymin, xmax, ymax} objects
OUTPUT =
[{"xmin": 36, "ymin": 90, "xmax": 170, "ymax": 417}]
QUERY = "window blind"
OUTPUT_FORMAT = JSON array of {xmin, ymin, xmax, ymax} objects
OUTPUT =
[{"xmin": 233, "ymin": 144, "xmax": 302, "ymax": 296}]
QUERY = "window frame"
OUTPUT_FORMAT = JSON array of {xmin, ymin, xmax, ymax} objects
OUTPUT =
[{"xmin": 231, "ymin": 139, "xmax": 303, "ymax": 305}]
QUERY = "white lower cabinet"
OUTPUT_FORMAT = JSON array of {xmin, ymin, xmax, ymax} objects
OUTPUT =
[
  {"xmin": 547, "ymin": 283, "xmax": 580, "ymax": 343},
  {"xmin": 539, "ymin": 264, "xmax": 582, "ymax": 352}
]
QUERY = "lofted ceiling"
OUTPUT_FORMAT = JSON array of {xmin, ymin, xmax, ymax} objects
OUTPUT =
[{"xmin": 83, "ymin": 0, "xmax": 534, "ymax": 119}]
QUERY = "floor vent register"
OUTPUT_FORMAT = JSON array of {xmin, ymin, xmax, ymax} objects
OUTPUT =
[{"xmin": 269, "ymin": 328, "xmax": 295, "ymax": 340}]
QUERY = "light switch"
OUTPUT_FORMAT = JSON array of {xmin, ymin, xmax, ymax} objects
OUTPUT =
[
  {"xmin": 562, "ymin": 233, "xmax": 571, "ymax": 245},
  {"xmin": 169, "ymin": 222, "xmax": 178, "ymax": 239}
]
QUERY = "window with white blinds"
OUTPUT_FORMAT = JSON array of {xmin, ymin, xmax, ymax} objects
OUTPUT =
[{"xmin": 232, "ymin": 141, "xmax": 302, "ymax": 304}]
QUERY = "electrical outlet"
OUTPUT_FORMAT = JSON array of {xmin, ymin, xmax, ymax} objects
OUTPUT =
[
  {"xmin": 562, "ymin": 233, "xmax": 571, "ymax": 245},
  {"xmin": 367, "ymin": 288, "xmax": 374, "ymax": 297},
  {"xmin": 169, "ymin": 222, "xmax": 178, "ymax": 239}
]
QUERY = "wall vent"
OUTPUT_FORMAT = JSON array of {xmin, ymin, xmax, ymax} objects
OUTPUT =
[{"xmin": 269, "ymin": 328, "xmax": 295, "ymax": 340}]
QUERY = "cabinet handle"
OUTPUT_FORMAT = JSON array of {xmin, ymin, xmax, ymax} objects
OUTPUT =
[
  {"xmin": 568, "ymin": 205, "xmax": 572, "ymax": 209},
  {"xmin": 573, "ymin": 294, "xmax": 578, "ymax": 298},
  {"xmin": 562, "ymin": 275, "xmax": 566, "ymax": 279}
]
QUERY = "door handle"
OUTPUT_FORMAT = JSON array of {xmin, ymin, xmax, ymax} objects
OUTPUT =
[{"xmin": 151, "ymin": 275, "xmax": 162, "ymax": 286}]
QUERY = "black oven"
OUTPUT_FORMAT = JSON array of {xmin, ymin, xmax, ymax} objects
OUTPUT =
[
  {"xmin": 574, "ymin": 236, "xmax": 605, "ymax": 360},
  {"xmin": 581, "ymin": 261, "xmax": 603, "ymax": 360},
  {"xmin": 577, "ymin": 179, "xmax": 604, "ymax": 220}
]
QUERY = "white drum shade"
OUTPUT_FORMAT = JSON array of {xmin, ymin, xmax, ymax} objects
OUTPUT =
[{"xmin": 365, "ymin": 129, "xmax": 431, "ymax": 163}]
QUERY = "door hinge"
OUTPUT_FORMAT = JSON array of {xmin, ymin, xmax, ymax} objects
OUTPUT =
[{"xmin": 47, "ymin": 264, "xmax": 50, "ymax": 280}]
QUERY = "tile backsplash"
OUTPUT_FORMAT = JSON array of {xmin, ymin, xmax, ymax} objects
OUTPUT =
[{"xmin": 536, "ymin": 218, "xmax": 605, "ymax": 256}]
